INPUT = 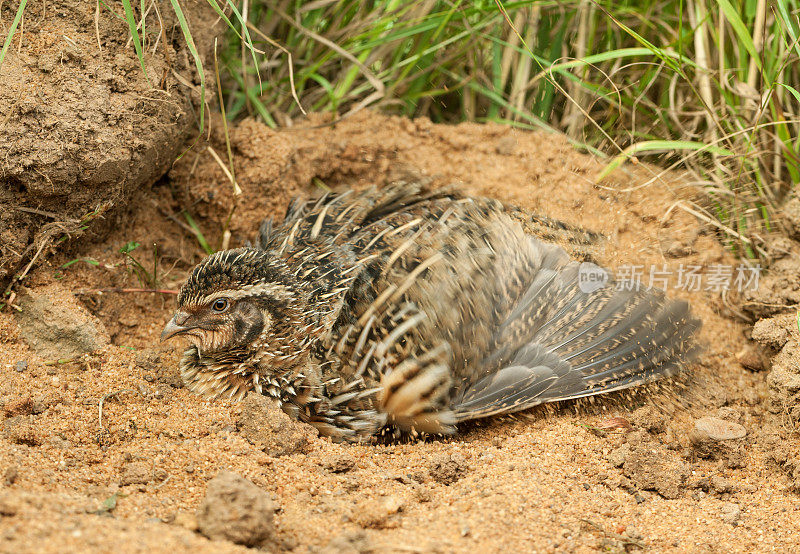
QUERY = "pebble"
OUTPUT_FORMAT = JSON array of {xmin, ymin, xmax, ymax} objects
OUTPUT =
[
  {"xmin": 4, "ymin": 466, "xmax": 18, "ymax": 485},
  {"xmin": 324, "ymin": 454, "xmax": 356, "ymax": 474},
  {"xmin": 694, "ymin": 417, "xmax": 747, "ymax": 441},
  {"xmin": 721, "ymin": 502, "xmax": 741, "ymax": 525},
  {"xmin": 197, "ymin": 471, "xmax": 276, "ymax": 547},
  {"xmin": 429, "ymin": 453, "xmax": 468, "ymax": 485},
  {"xmin": 14, "ymin": 361, "xmax": 27, "ymax": 373}
]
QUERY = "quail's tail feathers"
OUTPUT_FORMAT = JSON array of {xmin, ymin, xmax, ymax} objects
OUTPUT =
[{"xmin": 452, "ymin": 251, "xmax": 702, "ymax": 422}]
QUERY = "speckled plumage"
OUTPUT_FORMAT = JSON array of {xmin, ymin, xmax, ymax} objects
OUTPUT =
[{"xmin": 163, "ymin": 183, "xmax": 701, "ymax": 442}]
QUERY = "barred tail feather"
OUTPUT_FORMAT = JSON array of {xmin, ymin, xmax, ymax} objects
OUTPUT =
[{"xmin": 453, "ymin": 255, "xmax": 702, "ymax": 422}]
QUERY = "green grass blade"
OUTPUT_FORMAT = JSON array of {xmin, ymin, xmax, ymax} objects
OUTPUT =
[
  {"xmin": 597, "ymin": 140, "xmax": 736, "ymax": 182},
  {"xmin": 776, "ymin": 0, "xmax": 800, "ymax": 58},
  {"xmin": 121, "ymin": 0, "xmax": 150, "ymax": 83},
  {"xmin": 169, "ymin": 0, "xmax": 206, "ymax": 133},
  {"xmin": 533, "ymin": 47, "xmax": 701, "ymax": 83},
  {"xmin": 182, "ymin": 211, "xmax": 214, "ymax": 255},
  {"xmin": 0, "ymin": 0, "xmax": 28, "ymax": 71},
  {"xmin": 778, "ymin": 82, "xmax": 800, "ymax": 106},
  {"xmin": 715, "ymin": 0, "xmax": 762, "ymax": 71}
]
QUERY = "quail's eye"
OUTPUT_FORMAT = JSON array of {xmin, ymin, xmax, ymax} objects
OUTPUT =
[{"xmin": 211, "ymin": 298, "xmax": 230, "ymax": 313}]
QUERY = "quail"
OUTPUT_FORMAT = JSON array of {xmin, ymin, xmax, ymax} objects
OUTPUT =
[{"xmin": 161, "ymin": 183, "xmax": 701, "ymax": 441}]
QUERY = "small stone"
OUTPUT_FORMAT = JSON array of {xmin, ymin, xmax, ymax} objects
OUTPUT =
[
  {"xmin": 720, "ymin": 502, "xmax": 741, "ymax": 525},
  {"xmin": 196, "ymin": 471, "xmax": 277, "ymax": 547},
  {"xmin": 351, "ymin": 495, "xmax": 404, "ymax": 529},
  {"xmin": 429, "ymin": 453, "xmax": 467, "ymax": 485},
  {"xmin": 491, "ymin": 437, "xmax": 503, "ymax": 448},
  {"xmin": 119, "ymin": 462, "xmax": 151, "ymax": 486},
  {"xmin": 14, "ymin": 361, "xmax": 27, "ymax": 373},
  {"xmin": 4, "ymin": 466, "xmax": 19, "ymax": 485},
  {"xmin": 693, "ymin": 417, "xmax": 747, "ymax": 441},
  {"xmin": 325, "ymin": 454, "xmax": 356, "ymax": 473},
  {"xmin": 736, "ymin": 346, "xmax": 765, "ymax": 372}
]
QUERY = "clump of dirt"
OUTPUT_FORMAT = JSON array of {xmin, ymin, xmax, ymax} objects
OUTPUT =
[
  {"xmin": 688, "ymin": 416, "xmax": 748, "ymax": 467},
  {"xmin": 752, "ymin": 312, "xmax": 800, "ymax": 422},
  {"xmin": 429, "ymin": 453, "xmax": 468, "ymax": 485},
  {"xmin": 237, "ymin": 393, "xmax": 318, "ymax": 457},
  {"xmin": 196, "ymin": 471, "xmax": 277, "ymax": 548},
  {"xmin": 14, "ymin": 284, "xmax": 109, "ymax": 359},
  {"xmin": 0, "ymin": 0, "xmax": 219, "ymax": 283},
  {"xmin": 2, "ymin": 110, "xmax": 799, "ymax": 551}
]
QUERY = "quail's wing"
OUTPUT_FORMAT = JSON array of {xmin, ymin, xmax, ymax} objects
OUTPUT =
[{"xmin": 392, "ymin": 206, "xmax": 701, "ymax": 422}]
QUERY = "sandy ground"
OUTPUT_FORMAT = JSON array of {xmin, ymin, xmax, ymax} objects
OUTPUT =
[{"xmin": 1, "ymin": 111, "xmax": 799, "ymax": 553}]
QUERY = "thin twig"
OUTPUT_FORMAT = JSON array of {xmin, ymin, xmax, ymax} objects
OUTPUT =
[
  {"xmin": 246, "ymin": 21, "xmax": 307, "ymax": 116},
  {"xmin": 271, "ymin": 5, "xmax": 385, "ymax": 95},
  {"xmin": 13, "ymin": 206, "xmax": 69, "ymax": 219},
  {"xmin": 75, "ymin": 287, "xmax": 178, "ymax": 295},
  {"xmin": 206, "ymin": 145, "xmax": 236, "ymax": 187}
]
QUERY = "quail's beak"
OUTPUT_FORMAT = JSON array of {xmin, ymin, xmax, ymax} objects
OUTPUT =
[{"xmin": 160, "ymin": 311, "xmax": 192, "ymax": 342}]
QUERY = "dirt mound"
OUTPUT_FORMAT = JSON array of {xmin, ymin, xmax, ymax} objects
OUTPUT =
[{"xmin": 0, "ymin": 0, "xmax": 218, "ymax": 284}]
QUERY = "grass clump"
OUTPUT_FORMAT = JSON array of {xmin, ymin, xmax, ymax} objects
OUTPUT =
[{"xmin": 215, "ymin": 0, "xmax": 800, "ymax": 259}]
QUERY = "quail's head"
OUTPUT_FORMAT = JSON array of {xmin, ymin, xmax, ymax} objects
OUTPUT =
[{"xmin": 161, "ymin": 248, "xmax": 310, "ymax": 399}]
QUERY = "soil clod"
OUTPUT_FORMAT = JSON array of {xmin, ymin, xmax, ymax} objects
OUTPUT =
[
  {"xmin": 620, "ymin": 437, "xmax": 689, "ymax": 499},
  {"xmin": 324, "ymin": 454, "xmax": 357, "ymax": 474},
  {"xmin": 237, "ymin": 393, "xmax": 317, "ymax": 457},
  {"xmin": 720, "ymin": 502, "xmax": 742, "ymax": 525},
  {"xmin": 119, "ymin": 462, "xmax": 152, "ymax": 486},
  {"xmin": 3, "ymin": 416, "xmax": 42, "ymax": 447},
  {"xmin": 196, "ymin": 471, "xmax": 277, "ymax": 548},
  {"xmin": 14, "ymin": 285, "xmax": 109, "ymax": 360},
  {"xmin": 429, "ymin": 453, "xmax": 468, "ymax": 485}
]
